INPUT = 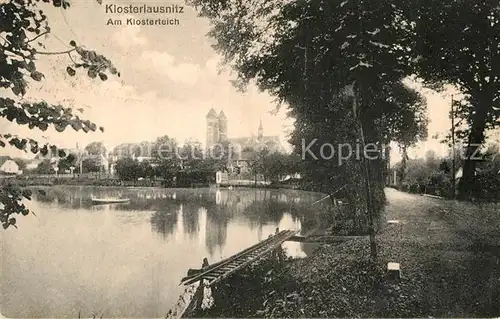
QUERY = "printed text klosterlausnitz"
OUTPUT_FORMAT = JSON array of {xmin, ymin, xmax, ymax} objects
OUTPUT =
[{"xmin": 105, "ymin": 4, "xmax": 184, "ymax": 14}]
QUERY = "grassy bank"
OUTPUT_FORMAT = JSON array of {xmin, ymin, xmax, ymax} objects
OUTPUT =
[
  {"xmin": 193, "ymin": 188, "xmax": 500, "ymax": 318},
  {"xmin": 1, "ymin": 176, "xmax": 304, "ymax": 190},
  {"xmin": 0, "ymin": 176, "xmax": 162, "ymax": 187}
]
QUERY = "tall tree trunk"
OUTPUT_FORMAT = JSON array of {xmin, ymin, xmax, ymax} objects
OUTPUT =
[
  {"xmin": 458, "ymin": 98, "xmax": 489, "ymax": 200},
  {"xmin": 398, "ymin": 144, "xmax": 408, "ymax": 187}
]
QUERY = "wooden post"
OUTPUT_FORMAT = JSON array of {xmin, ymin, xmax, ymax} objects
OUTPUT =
[
  {"xmin": 202, "ymin": 257, "xmax": 221, "ymax": 308},
  {"xmin": 387, "ymin": 262, "xmax": 401, "ymax": 281},
  {"xmin": 211, "ymin": 284, "xmax": 224, "ymax": 308},
  {"xmin": 450, "ymin": 95, "xmax": 456, "ymax": 199},
  {"xmin": 197, "ymin": 258, "xmax": 209, "ymax": 309},
  {"xmin": 181, "ymin": 257, "xmax": 209, "ymax": 318},
  {"xmin": 274, "ymin": 228, "xmax": 285, "ymax": 264}
]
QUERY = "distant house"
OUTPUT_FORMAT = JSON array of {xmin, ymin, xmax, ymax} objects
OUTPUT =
[
  {"xmin": 0, "ymin": 156, "xmax": 21, "ymax": 175},
  {"xmin": 25, "ymin": 159, "xmax": 42, "ymax": 171},
  {"xmin": 228, "ymin": 150, "xmax": 255, "ymax": 174}
]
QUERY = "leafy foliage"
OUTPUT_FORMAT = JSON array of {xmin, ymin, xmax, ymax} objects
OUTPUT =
[
  {"xmin": 115, "ymin": 157, "xmax": 141, "ymax": 181},
  {"xmin": 0, "ymin": 0, "xmax": 118, "ymax": 228},
  {"xmin": 81, "ymin": 158, "xmax": 100, "ymax": 173},
  {"xmin": 57, "ymin": 153, "xmax": 77, "ymax": 172},
  {"xmin": 393, "ymin": 143, "xmax": 500, "ymax": 200},
  {"xmin": 0, "ymin": 184, "xmax": 32, "ymax": 229},
  {"xmin": 188, "ymin": 0, "xmax": 429, "ymax": 231},
  {"xmin": 399, "ymin": 0, "xmax": 500, "ymax": 198},
  {"xmin": 34, "ymin": 159, "xmax": 56, "ymax": 174},
  {"xmin": 84, "ymin": 141, "xmax": 106, "ymax": 156},
  {"xmin": 191, "ymin": 0, "xmax": 500, "ymax": 202}
]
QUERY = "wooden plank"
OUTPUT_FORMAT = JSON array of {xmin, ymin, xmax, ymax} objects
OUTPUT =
[
  {"xmin": 181, "ymin": 231, "xmax": 284, "ymax": 284},
  {"xmin": 181, "ymin": 230, "xmax": 291, "ymax": 285},
  {"xmin": 180, "ymin": 259, "xmax": 225, "ymax": 282},
  {"xmin": 208, "ymin": 230, "xmax": 297, "ymax": 287},
  {"xmin": 208, "ymin": 230, "xmax": 299, "ymax": 287}
]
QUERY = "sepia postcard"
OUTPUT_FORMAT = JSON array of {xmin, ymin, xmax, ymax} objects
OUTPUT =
[{"xmin": 0, "ymin": 0, "xmax": 499, "ymax": 318}]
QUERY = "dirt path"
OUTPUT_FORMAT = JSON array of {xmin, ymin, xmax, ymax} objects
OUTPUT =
[
  {"xmin": 194, "ymin": 188, "xmax": 500, "ymax": 318},
  {"xmin": 283, "ymin": 188, "xmax": 500, "ymax": 317},
  {"xmin": 378, "ymin": 188, "xmax": 500, "ymax": 317}
]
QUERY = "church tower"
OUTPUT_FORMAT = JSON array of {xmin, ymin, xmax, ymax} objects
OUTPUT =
[
  {"xmin": 206, "ymin": 108, "xmax": 219, "ymax": 148},
  {"xmin": 258, "ymin": 118, "xmax": 263, "ymax": 141},
  {"xmin": 219, "ymin": 110, "xmax": 227, "ymax": 142}
]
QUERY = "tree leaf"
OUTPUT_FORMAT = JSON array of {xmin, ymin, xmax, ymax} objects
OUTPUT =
[
  {"xmin": 26, "ymin": 61, "xmax": 36, "ymax": 72},
  {"xmin": 30, "ymin": 71, "xmax": 44, "ymax": 81},
  {"xmin": 98, "ymin": 73, "xmax": 108, "ymax": 81},
  {"xmin": 55, "ymin": 122, "xmax": 67, "ymax": 132},
  {"xmin": 11, "ymin": 85, "xmax": 22, "ymax": 96},
  {"xmin": 38, "ymin": 123, "xmax": 48, "ymax": 131},
  {"xmin": 66, "ymin": 66, "xmax": 76, "ymax": 76},
  {"xmin": 88, "ymin": 68, "xmax": 97, "ymax": 78}
]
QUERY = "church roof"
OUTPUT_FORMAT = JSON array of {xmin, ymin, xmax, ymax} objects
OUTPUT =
[
  {"xmin": 206, "ymin": 108, "xmax": 217, "ymax": 118},
  {"xmin": 228, "ymin": 137, "xmax": 254, "ymax": 147},
  {"xmin": 227, "ymin": 136, "xmax": 283, "ymax": 154},
  {"xmin": 219, "ymin": 110, "xmax": 226, "ymax": 119},
  {"xmin": 232, "ymin": 150, "xmax": 255, "ymax": 161},
  {"xmin": 260, "ymin": 136, "xmax": 279, "ymax": 142}
]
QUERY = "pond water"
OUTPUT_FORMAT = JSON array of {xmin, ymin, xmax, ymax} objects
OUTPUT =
[{"xmin": 0, "ymin": 186, "xmax": 326, "ymax": 318}]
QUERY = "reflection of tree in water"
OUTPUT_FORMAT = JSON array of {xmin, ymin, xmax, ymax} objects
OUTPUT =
[
  {"xmin": 150, "ymin": 201, "xmax": 181, "ymax": 238},
  {"xmin": 243, "ymin": 200, "xmax": 287, "ymax": 229},
  {"xmin": 31, "ymin": 187, "xmax": 326, "ymax": 244},
  {"xmin": 31, "ymin": 186, "xmax": 86, "ymax": 209},
  {"xmin": 242, "ymin": 192, "xmax": 306, "ymax": 226},
  {"xmin": 149, "ymin": 191, "xmax": 215, "ymax": 239},
  {"xmin": 241, "ymin": 190, "xmax": 324, "ymax": 235},
  {"xmin": 204, "ymin": 202, "xmax": 230, "ymax": 257},
  {"xmin": 182, "ymin": 202, "xmax": 201, "ymax": 238},
  {"xmin": 203, "ymin": 189, "xmax": 326, "ymax": 255}
]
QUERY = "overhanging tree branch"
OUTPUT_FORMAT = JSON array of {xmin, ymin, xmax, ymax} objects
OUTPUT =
[
  {"xmin": 27, "ymin": 31, "xmax": 50, "ymax": 43},
  {"xmin": 35, "ymin": 48, "xmax": 75, "ymax": 55}
]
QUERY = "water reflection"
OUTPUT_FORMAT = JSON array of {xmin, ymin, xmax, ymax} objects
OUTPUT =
[
  {"xmin": 150, "ymin": 204, "xmax": 179, "ymax": 239},
  {"xmin": 2, "ymin": 186, "xmax": 327, "ymax": 317},
  {"xmin": 30, "ymin": 186, "xmax": 325, "ymax": 258}
]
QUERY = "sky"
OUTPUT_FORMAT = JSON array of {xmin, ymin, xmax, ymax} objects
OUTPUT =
[{"xmin": 1, "ymin": 0, "xmax": 499, "ymax": 164}]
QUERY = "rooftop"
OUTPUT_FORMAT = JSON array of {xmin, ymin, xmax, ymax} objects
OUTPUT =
[{"xmin": 206, "ymin": 108, "xmax": 217, "ymax": 118}]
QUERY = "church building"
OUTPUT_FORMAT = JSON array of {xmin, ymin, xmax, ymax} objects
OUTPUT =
[
  {"xmin": 205, "ymin": 108, "xmax": 283, "ymax": 172},
  {"xmin": 205, "ymin": 108, "xmax": 281, "ymax": 152}
]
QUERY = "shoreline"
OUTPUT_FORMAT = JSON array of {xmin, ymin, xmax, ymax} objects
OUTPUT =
[
  {"xmin": 192, "ymin": 188, "xmax": 500, "ymax": 318},
  {"xmin": 1, "ymin": 176, "xmax": 325, "ymax": 195}
]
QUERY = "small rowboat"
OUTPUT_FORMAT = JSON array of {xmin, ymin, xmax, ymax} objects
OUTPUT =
[{"xmin": 91, "ymin": 197, "xmax": 130, "ymax": 205}]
